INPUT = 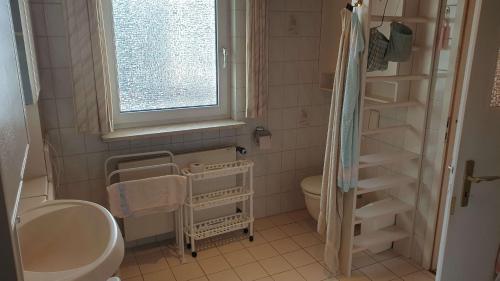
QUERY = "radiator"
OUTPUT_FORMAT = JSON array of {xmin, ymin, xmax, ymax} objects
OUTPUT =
[{"xmin": 118, "ymin": 146, "xmax": 237, "ymax": 242}]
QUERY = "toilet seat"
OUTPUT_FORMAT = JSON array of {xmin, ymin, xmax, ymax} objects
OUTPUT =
[{"xmin": 301, "ymin": 175, "xmax": 322, "ymax": 195}]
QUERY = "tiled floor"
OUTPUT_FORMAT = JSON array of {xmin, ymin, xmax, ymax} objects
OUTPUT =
[{"xmin": 118, "ymin": 210, "xmax": 435, "ymax": 281}]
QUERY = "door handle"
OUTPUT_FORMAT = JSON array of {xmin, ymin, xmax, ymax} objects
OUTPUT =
[
  {"xmin": 461, "ymin": 160, "xmax": 500, "ymax": 207},
  {"xmin": 467, "ymin": 175, "xmax": 500, "ymax": 183}
]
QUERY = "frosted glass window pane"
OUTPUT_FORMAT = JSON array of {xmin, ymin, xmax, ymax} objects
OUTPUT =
[{"xmin": 112, "ymin": 0, "xmax": 218, "ymax": 112}]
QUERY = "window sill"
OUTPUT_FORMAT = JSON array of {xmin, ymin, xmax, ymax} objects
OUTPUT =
[{"xmin": 101, "ymin": 119, "xmax": 246, "ymax": 142}]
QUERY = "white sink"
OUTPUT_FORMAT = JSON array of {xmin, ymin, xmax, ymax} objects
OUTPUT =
[{"xmin": 17, "ymin": 200, "xmax": 124, "ymax": 281}]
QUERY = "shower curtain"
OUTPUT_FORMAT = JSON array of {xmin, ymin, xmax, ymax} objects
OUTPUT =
[
  {"xmin": 318, "ymin": 8, "xmax": 352, "ymax": 273},
  {"xmin": 318, "ymin": 7, "xmax": 364, "ymax": 273},
  {"xmin": 246, "ymin": 0, "xmax": 268, "ymax": 118},
  {"xmin": 66, "ymin": 0, "xmax": 114, "ymax": 134}
]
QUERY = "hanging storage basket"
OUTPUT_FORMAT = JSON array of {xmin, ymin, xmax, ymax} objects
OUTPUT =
[
  {"xmin": 385, "ymin": 22, "xmax": 413, "ymax": 62},
  {"xmin": 367, "ymin": 28, "xmax": 389, "ymax": 72}
]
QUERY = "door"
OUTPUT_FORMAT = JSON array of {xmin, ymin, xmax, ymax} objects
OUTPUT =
[{"xmin": 436, "ymin": 0, "xmax": 500, "ymax": 280}]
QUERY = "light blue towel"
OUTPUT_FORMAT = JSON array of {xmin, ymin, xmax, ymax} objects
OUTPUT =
[{"xmin": 338, "ymin": 13, "xmax": 364, "ymax": 192}]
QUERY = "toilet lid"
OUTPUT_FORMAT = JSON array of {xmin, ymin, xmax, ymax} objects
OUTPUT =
[{"xmin": 301, "ymin": 175, "xmax": 322, "ymax": 195}]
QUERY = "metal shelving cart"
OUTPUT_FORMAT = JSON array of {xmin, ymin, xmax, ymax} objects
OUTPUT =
[{"xmin": 182, "ymin": 160, "xmax": 254, "ymax": 257}]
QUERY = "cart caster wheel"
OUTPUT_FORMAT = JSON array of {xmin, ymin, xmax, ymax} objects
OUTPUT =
[
  {"xmin": 243, "ymin": 228, "xmax": 249, "ymax": 234},
  {"xmin": 192, "ymin": 252, "xmax": 197, "ymax": 258},
  {"xmin": 249, "ymin": 236, "xmax": 254, "ymax": 242},
  {"xmin": 186, "ymin": 243, "xmax": 191, "ymax": 249}
]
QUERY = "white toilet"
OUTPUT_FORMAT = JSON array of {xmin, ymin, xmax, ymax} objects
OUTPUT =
[{"xmin": 300, "ymin": 175, "xmax": 322, "ymax": 221}]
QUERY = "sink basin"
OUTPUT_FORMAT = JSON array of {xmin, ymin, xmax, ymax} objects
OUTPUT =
[{"xmin": 17, "ymin": 200, "xmax": 124, "ymax": 281}]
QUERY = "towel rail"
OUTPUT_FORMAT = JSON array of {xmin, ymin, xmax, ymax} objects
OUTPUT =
[
  {"xmin": 104, "ymin": 150, "xmax": 175, "ymax": 181},
  {"xmin": 106, "ymin": 163, "xmax": 181, "ymax": 186},
  {"xmin": 104, "ymin": 151, "xmax": 185, "ymax": 263}
]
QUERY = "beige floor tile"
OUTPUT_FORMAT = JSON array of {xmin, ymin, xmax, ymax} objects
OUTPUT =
[
  {"xmin": 351, "ymin": 251, "xmax": 377, "ymax": 269},
  {"xmin": 234, "ymin": 262, "xmax": 269, "ymax": 281},
  {"xmin": 279, "ymin": 222, "xmax": 311, "ymax": 236},
  {"xmin": 196, "ymin": 247, "xmax": 222, "ymax": 260},
  {"xmin": 248, "ymin": 243, "xmax": 279, "ymax": 260},
  {"xmin": 224, "ymin": 248, "xmax": 257, "ymax": 267},
  {"xmin": 124, "ymin": 276, "xmax": 144, "ymax": 281},
  {"xmin": 142, "ymin": 268, "xmax": 176, "ymax": 281},
  {"xmin": 283, "ymin": 249, "xmax": 316, "ymax": 268},
  {"xmin": 296, "ymin": 219, "xmax": 317, "ymax": 232},
  {"xmin": 256, "ymin": 278, "xmax": 274, "ymax": 281},
  {"xmin": 254, "ymin": 217, "xmax": 276, "ymax": 231},
  {"xmin": 304, "ymin": 243, "xmax": 325, "ymax": 262},
  {"xmin": 171, "ymin": 262, "xmax": 205, "ymax": 281},
  {"xmin": 271, "ymin": 238, "xmax": 301, "ymax": 254},
  {"xmin": 359, "ymin": 263, "xmax": 398, "ymax": 281},
  {"xmin": 199, "ymin": 255, "xmax": 232, "ymax": 275},
  {"xmin": 401, "ymin": 271, "xmax": 435, "ymax": 281},
  {"xmin": 336, "ymin": 270, "xmax": 371, "ymax": 281},
  {"xmin": 123, "ymin": 252, "xmax": 136, "ymax": 261},
  {"xmin": 208, "ymin": 269, "xmax": 242, "ymax": 281},
  {"xmin": 291, "ymin": 233, "xmax": 322, "ymax": 248},
  {"xmin": 260, "ymin": 227, "xmax": 288, "ymax": 241},
  {"xmin": 367, "ymin": 250, "xmax": 400, "ymax": 262},
  {"xmin": 269, "ymin": 213, "xmax": 295, "ymax": 226},
  {"xmin": 218, "ymin": 241, "xmax": 246, "ymax": 254},
  {"xmin": 382, "ymin": 257, "xmax": 419, "ymax": 277},
  {"xmin": 190, "ymin": 277, "xmax": 209, "ymax": 281},
  {"xmin": 135, "ymin": 251, "xmax": 169, "ymax": 274},
  {"xmin": 163, "ymin": 249, "xmax": 197, "ymax": 267},
  {"xmin": 287, "ymin": 209, "xmax": 311, "ymax": 222},
  {"xmin": 259, "ymin": 255, "xmax": 293, "ymax": 275},
  {"xmin": 119, "ymin": 258, "xmax": 141, "ymax": 279},
  {"xmin": 296, "ymin": 262, "xmax": 332, "ymax": 281},
  {"xmin": 242, "ymin": 232, "xmax": 267, "ymax": 247},
  {"xmin": 273, "ymin": 269, "xmax": 307, "ymax": 281}
]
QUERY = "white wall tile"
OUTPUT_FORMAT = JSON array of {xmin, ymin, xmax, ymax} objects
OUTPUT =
[
  {"xmin": 35, "ymin": 36, "xmax": 51, "ymax": 68},
  {"xmin": 29, "ymin": 3, "xmax": 46, "ymax": 36},
  {"xmin": 56, "ymin": 98, "xmax": 75, "ymax": 128},
  {"xmin": 38, "ymin": 69, "xmax": 54, "ymax": 99},
  {"xmin": 52, "ymin": 68, "xmax": 73, "ymax": 97},
  {"xmin": 59, "ymin": 127, "xmax": 86, "ymax": 155},
  {"xmin": 85, "ymin": 134, "xmax": 108, "ymax": 153},
  {"xmin": 48, "ymin": 37, "xmax": 70, "ymax": 67},
  {"xmin": 44, "ymin": 4, "xmax": 66, "ymax": 36},
  {"xmin": 39, "ymin": 99, "xmax": 59, "ymax": 129},
  {"xmin": 281, "ymin": 150, "xmax": 296, "ymax": 172},
  {"xmin": 86, "ymin": 152, "xmax": 106, "ymax": 179},
  {"xmin": 63, "ymin": 155, "xmax": 89, "ymax": 182}
]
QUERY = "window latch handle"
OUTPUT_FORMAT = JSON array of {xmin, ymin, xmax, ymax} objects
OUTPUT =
[{"xmin": 222, "ymin": 48, "xmax": 228, "ymax": 69}]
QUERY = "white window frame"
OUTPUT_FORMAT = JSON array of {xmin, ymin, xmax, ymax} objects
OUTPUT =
[{"xmin": 100, "ymin": 0, "xmax": 231, "ymax": 129}]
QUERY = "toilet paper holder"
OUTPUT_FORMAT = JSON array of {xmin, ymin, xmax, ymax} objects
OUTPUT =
[{"xmin": 254, "ymin": 126, "xmax": 272, "ymax": 145}]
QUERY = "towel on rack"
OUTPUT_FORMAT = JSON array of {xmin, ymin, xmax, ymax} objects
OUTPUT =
[{"xmin": 107, "ymin": 175, "xmax": 187, "ymax": 218}]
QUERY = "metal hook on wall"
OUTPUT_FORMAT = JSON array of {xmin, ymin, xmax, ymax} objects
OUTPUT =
[{"xmin": 346, "ymin": 0, "xmax": 363, "ymax": 12}]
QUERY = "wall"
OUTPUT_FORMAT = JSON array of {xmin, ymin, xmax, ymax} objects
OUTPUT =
[
  {"xmin": 1, "ymin": 0, "xmax": 29, "ymax": 229},
  {"xmin": 1, "ymin": 0, "xmax": 30, "ymax": 279},
  {"xmin": 30, "ymin": 0, "xmax": 331, "ymax": 218}
]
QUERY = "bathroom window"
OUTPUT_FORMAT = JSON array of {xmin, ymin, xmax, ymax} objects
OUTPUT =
[{"xmin": 102, "ymin": 0, "xmax": 230, "ymax": 128}]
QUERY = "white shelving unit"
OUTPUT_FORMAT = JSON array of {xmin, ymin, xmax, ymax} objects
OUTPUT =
[
  {"xmin": 334, "ymin": 0, "xmax": 442, "ymax": 276},
  {"xmin": 182, "ymin": 160, "xmax": 254, "ymax": 257}
]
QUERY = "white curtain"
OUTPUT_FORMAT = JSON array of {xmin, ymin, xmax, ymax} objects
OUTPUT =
[
  {"xmin": 318, "ymin": 8, "xmax": 352, "ymax": 273},
  {"xmin": 66, "ymin": 0, "xmax": 113, "ymax": 134},
  {"xmin": 246, "ymin": 0, "xmax": 268, "ymax": 118}
]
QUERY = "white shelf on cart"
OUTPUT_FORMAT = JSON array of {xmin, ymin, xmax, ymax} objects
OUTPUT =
[
  {"xmin": 185, "ymin": 213, "xmax": 253, "ymax": 240},
  {"xmin": 181, "ymin": 160, "xmax": 253, "ymax": 180},
  {"xmin": 187, "ymin": 186, "xmax": 254, "ymax": 210}
]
